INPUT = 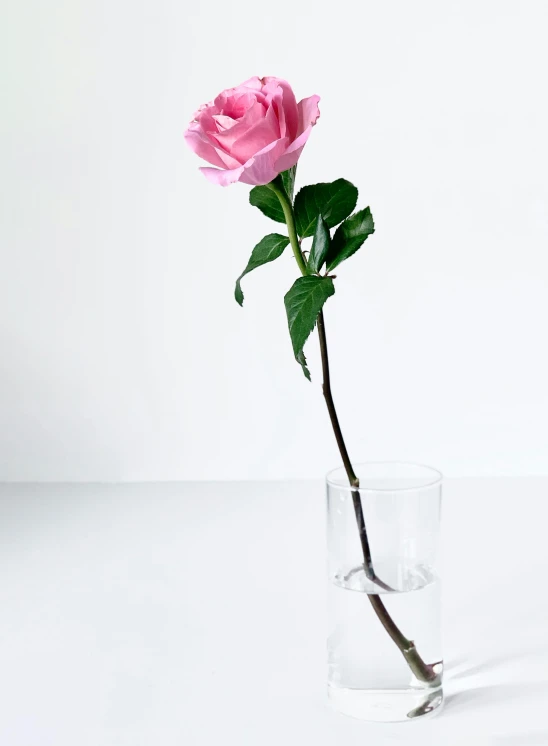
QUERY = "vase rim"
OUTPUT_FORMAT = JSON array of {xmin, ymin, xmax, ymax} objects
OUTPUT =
[{"xmin": 326, "ymin": 461, "xmax": 443, "ymax": 493}]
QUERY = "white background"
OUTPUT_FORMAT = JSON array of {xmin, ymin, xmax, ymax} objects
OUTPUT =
[{"xmin": 2, "ymin": 1, "xmax": 548, "ymax": 481}]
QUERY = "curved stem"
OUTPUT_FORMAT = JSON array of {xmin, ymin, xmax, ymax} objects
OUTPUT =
[
  {"xmin": 268, "ymin": 177, "xmax": 392, "ymax": 591},
  {"xmin": 268, "ymin": 177, "xmax": 440, "ymax": 685},
  {"xmin": 318, "ymin": 312, "xmax": 439, "ymax": 684},
  {"xmin": 368, "ymin": 594, "xmax": 441, "ymax": 684},
  {"xmin": 317, "ymin": 312, "xmax": 394, "ymax": 593}
]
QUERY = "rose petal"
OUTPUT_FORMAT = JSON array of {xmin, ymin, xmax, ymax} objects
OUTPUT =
[
  {"xmin": 238, "ymin": 137, "xmax": 289, "ymax": 186},
  {"xmin": 211, "ymin": 100, "xmax": 265, "ymax": 152},
  {"xmin": 220, "ymin": 91, "xmax": 257, "ymax": 121},
  {"xmin": 228, "ymin": 102, "xmax": 281, "ymax": 163},
  {"xmin": 273, "ymin": 125, "xmax": 315, "ymax": 174},
  {"xmin": 190, "ymin": 101, "xmax": 219, "ymax": 123},
  {"xmin": 184, "ymin": 124, "xmax": 228, "ymax": 169},
  {"xmin": 238, "ymin": 76, "xmax": 263, "ymax": 91},
  {"xmin": 194, "ymin": 106, "xmax": 222, "ymax": 136},
  {"xmin": 199, "ymin": 164, "xmax": 245, "ymax": 186},
  {"xmin": 213, "ymin": 78, "xmax": 262, "ymax": 114},
  {"xmin": 212, "ymin": 114, "xmax": 238, "ymax": 132},
  {"xmin": 185, "ymin": 123, "xmax": 243, "ymax": 169},
  {"xmin": 296, "ymin": 95, "xmax": 320, "ymax": 137},
  {"xmin": 263, "ymin": 77, "xmax": 299, "ymax": 141},
  {"xmin": 214, "ymin": 147, "xmax": 244, "ymax": 169},
  {"xmin": 267, "ymin": 86, "xmax": 287, "ymax": 139},
  {"xmin": 212, "ymin": 91, "xmax": 228, "ymax": 112}
]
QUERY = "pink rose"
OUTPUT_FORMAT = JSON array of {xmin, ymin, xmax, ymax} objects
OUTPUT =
[{"xmin": 184, "ymin": 76, "xmax": 320, "ymax": 187}]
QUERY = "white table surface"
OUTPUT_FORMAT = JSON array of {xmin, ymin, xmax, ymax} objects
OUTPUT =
[{"xmin": 0, "ymin": 479, "xmax": 546, "ymax": 746}]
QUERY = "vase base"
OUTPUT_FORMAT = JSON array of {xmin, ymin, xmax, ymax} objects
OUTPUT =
[{"xmin": 328, "ymin": 683, "xmax": 444, "ymax": 722}]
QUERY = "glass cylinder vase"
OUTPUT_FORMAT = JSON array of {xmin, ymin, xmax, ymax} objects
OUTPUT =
[{"xmin": 326, "ymin": 462, "xmax": 443, "ymax": 722}]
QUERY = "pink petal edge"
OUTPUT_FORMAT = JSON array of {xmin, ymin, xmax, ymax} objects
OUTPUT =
[
  {"xmin": 274, "ymin": 125, "xmax": 314, "ymax": 174},
  {"xmin": 296, "ymin": 95, "xmax": 321, "ymax": 136},
  {"xmin": 184, "ymin": 126, "xmax": 227, "ymax": 169},
  {"xmin": 238, "ymin": 137, "xmax": 290, "ymax": 186},
  {"xmin": 199, "ymin": 165, "xmax": 245, "ymax": 186}
]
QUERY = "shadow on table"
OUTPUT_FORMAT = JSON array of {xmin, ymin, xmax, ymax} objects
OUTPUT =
[
  {"xmin": 444, "ymin": 604, "xmax": 548, "ymax": 721},
  {"xmin": 444, "ymin": 680, "xmax": 548, "ymax": 712},
  {"xmin": 447, "ymin": 639, "xmax": 547, "ymax": 681}
]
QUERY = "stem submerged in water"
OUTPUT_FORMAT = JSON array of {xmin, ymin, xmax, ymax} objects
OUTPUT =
[
  {"xmin": 318, "ymin": 312, "xmax": 440, "ymax": 685},
  {"xmin": 270, "ymin": 176, "xmax": 440, "ymax": 686}
]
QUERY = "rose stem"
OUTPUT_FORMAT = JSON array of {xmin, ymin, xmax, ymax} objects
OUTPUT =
[
  {"xmin": 315, "ymin": 310, "xmax": 393, "ymax": 591},
  {"xmin": 268, "ymin": 176, "xmax": 440, "ymax": 684},
  {"xmin": 268, "ymin": 177, "xmax": 386, "ymax": 586},
  {"xmin": 317, "ymin": 311, "xmax": 439, "ymax": 684}
]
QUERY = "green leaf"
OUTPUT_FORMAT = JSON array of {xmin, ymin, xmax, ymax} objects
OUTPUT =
[
  {"xmin": 284, "ymin": 276, "xmax": 335, "ymax": 379},
  {"xmin": 235, "ymin": 234, "xmax": 290, "ymax": 306},
  {"xmin": 296, "ymin": 350, "xmax": 311, "ymax": 381},
  {"xmin": 326, "ymin": 207, "xmax": 375, "ymax": 271},
  {"xmin": 294, "ymin": 179, "xmax": 358, "ymax": 238},
  {"xmin": 249, "ymin": 186, "xmax": 286, "ymax": 223},
  {"xmin": 281, "ymin": 165, "xmax": 297, "ymax": 201},
  {"xmin": 308, "ymin": 215, "xmax": 331, "ymax": 274}
]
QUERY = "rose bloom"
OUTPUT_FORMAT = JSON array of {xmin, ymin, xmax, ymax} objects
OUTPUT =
[{"xmin": 184, "ymin": 76, "xmax": 320, "ymax": 186}]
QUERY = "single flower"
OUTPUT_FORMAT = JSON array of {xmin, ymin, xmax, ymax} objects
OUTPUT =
[{"xmin": 184, "ymin": 76, "xmax": 320, "ymax": 186}]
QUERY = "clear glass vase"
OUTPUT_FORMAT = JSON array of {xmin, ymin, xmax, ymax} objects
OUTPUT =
[{"xmin": 326, "ymin": 462, "xmax": 443, "ymax": 722}]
